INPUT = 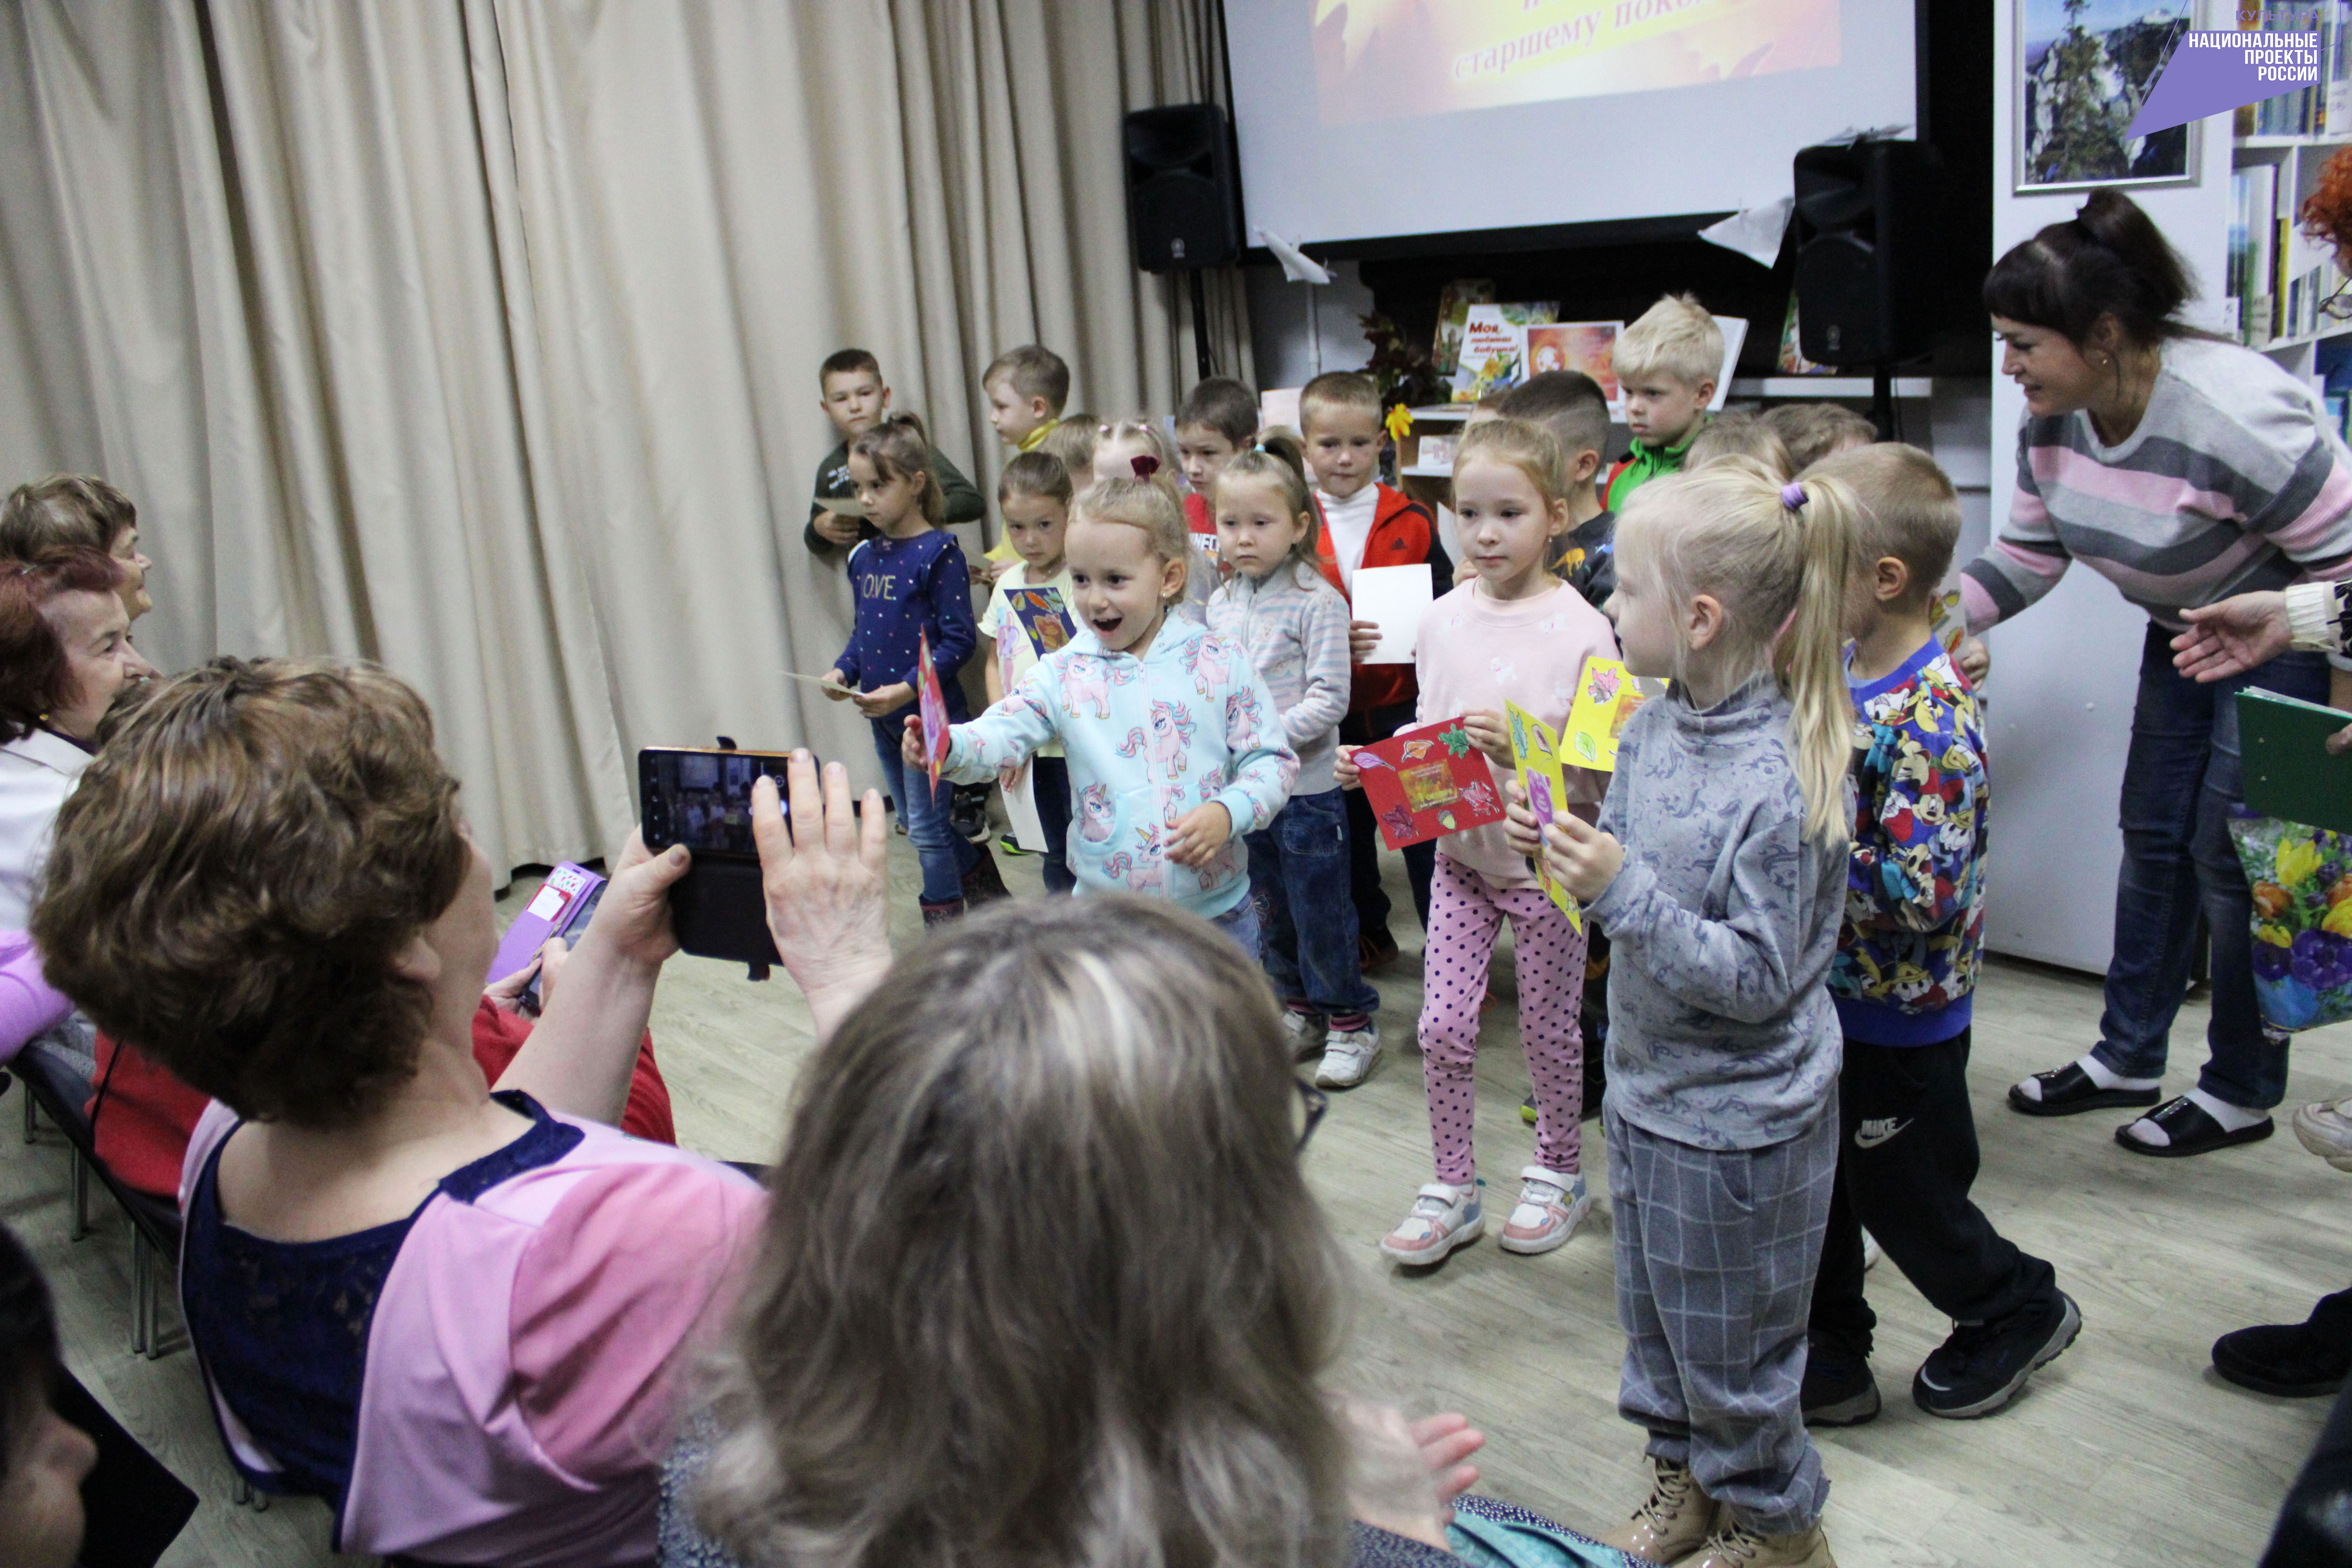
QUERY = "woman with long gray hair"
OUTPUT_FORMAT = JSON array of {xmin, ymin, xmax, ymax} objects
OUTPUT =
[{"xmin": 663, "ymin": 754, "xmax": 1632, "ymax": 1568}]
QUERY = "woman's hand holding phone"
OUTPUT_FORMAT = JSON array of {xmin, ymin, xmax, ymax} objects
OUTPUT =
[{"xmin": 751, "ymin": 753, "xmax": 891, "ymax": 1040}]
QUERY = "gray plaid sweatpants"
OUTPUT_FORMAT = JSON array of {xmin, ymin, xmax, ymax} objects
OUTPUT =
[{"xmin": 1606, "ymin": 1097, "xmax": 1838, "ymax": 1536}]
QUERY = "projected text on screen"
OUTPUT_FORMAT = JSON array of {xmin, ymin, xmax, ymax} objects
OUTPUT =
[{"xmin": 1311, "ymin": 0, "xmax": 1843, "ymax": 125}]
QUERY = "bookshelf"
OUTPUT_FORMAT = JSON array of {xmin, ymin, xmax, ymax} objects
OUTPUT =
[
  {"xmin": 2229, "ymin": 133, "xmax": 2352, "ymax": 403},
  {"xmin": 2227, "ymin": 7, "xmax": 2352, "ymax": 399}
]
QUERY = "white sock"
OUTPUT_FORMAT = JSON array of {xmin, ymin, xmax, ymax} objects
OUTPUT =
[
  {"xmin": 2076, "ymin": 1053, "xmax": 2160, "ymax": 1092},
  {"xmin": 2185, "ymin": 1088, "xmax": 2269, "ymax": 1133}
]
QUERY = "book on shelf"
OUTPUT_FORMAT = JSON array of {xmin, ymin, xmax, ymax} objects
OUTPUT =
[{"xmin": 2230, "ymin": 162, "xmax": 2279, "ymax": 345}]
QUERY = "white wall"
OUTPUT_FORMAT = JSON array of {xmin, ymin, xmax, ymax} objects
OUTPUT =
[{"xmin": 1978, "ymin": 3, "xmax": 2233, "ymax": 973}]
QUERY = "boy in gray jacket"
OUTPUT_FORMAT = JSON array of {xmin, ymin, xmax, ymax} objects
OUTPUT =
[{"xmin": 1205, "ymin": 436, "xmax": 1376, "ymax": 1089}]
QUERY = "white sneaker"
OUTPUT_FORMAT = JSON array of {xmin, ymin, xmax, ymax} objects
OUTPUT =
[
  {"xmin": 1498, "ymin": 1165, "xmax": 1592, "ymax": 1255},
  {"xmin": 1315, "ymin": 1022, "xmax": 1381, "ymax": 1088},
  {"xmin": 1380, "ymin": 1181, "xmax": 1483, "ymax": 1265},
  {"xmin": 2296, "ymin": 1098, "xmax": 2352, "ymax": 1171},
  {"xmin": 1279, "ymin": 1008, "xmax": 1325, "ymax": 1062},
  {"xmin": 1863, "ymin": 1229, "xmax": 1884, "ymax": 1271}
]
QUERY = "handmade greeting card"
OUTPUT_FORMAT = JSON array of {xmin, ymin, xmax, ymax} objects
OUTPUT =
[
  {"xmin": 1008, "ymin": 586, "xmax": 1076, "ymax": 658},
  {"xmin": 917, "ymin": 630, "xmax": 950, "ymax": 788},
  {"xmin": 1504, "ymin": 701, "xmax": 1581, "ymax": 929},
  {"xmin": 1563, "ymin": 657, "xmax": 1644, "ymax": 771},
  {"xmin": 1353, "ymin": 716, "xmax": 1505, "ymax": 849}
]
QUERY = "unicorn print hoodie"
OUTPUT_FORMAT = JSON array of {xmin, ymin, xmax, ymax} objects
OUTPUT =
[{"xmin": 941, "ymin": 615, "xmax": 1298, "ymax": 918}]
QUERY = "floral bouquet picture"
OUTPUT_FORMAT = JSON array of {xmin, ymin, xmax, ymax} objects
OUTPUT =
[{"xmin": 2232, "ymin": 809, "xmax": 2352, "ymax": 1033}]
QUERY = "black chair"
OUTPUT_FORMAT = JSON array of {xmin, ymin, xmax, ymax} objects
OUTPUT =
[
  {"xmin": 15, "ymin": 1042, "xmax": 94, "ymax": 1240},
  {"xmin": 16, "ymin": 1044, "xmax": 182, "ymax": 1357}
]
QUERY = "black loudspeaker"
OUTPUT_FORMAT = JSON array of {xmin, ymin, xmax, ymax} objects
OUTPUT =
[
  {"xmin": 1123, "ymin": 104, "xmax": 1240, "ymax": 273},
  {"xmin": 1791, "ymin": 139, "xmax": 1945, "ymax": 367}
]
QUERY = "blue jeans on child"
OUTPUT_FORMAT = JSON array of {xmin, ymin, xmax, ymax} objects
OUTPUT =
[
  {"xmin": 1248, "ymin": 788, "xmax": 1377, "ymax": 1018},
  {"xmin": 869, "ymin": 721, "xmax": 976, "ymax": 906},
  {"xmin": 1208, "ymin": 893, "xmax": 1261, "ymax": 962},
  {"xmin": 2092, "ymin": 623, "xmax": 2330, "ymax": 1110},
  {"xmin": 1031, "ymin": 756, "xmax": 1075, "ymax": 895}
]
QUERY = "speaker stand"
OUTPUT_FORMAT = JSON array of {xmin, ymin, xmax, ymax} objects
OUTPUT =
[
  {"xmin": 1189, "ymin": 270, "xmax": 1214, "ymax": 381},
  {"xmin": 1869, "ymin": 363, "xmax": 1895, "ymax": 442}
]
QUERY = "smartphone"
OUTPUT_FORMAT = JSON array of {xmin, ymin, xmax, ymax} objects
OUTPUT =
[
  {"xmin": 641, "ymin": 746, "xmax": 805, "ymax": 857},
  {"xmin": 638, "ymin": 747, "xmax": 802, "ymax": 974}
]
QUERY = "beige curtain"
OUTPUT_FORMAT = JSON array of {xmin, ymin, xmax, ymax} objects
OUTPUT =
[{"xmin": 0, "ymin": 0, "xmax": 1250, "ymax": 876}]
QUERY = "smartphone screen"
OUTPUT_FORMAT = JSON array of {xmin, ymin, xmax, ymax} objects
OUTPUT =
[{"xmin": 639, "ymin": 748, "xmax": 797, "ymax": 860}]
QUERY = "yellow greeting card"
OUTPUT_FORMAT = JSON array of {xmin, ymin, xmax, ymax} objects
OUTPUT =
[
  {"xmin": 1563, "ymin": 657, "xmax": 1643, "ymax": 771},
  {"xmin": 1505, "ymin": 700, "xmax": 1581, "ymax": 931}
]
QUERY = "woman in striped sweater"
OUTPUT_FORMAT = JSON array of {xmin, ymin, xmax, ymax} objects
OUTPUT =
[{"xmin": 1962, "ymin": 191, "xmax": 2352, "ymax": 1159}]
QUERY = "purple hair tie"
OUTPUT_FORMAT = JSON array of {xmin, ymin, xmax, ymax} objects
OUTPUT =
[{"xmin": 1780, "ymin": 481, "xmax": 1807, "ymax": 512}]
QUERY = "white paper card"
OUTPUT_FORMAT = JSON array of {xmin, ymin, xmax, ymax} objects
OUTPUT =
[
  {"xmin": 1005, "ymin": 766, "xmax": 1049, "ymax": 853},
  {"xmin": 1353, "ymin": 565, "xmax": 1433, "ymax": 666},
  {"xmin": 524, "ymin": 884, "xmax": 568, "ymax": 922}
]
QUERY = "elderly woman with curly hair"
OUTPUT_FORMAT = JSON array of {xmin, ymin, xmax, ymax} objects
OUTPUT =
[{"xmin": 31, "ymin": 656, "xmax": 760, "ymax": 1566}]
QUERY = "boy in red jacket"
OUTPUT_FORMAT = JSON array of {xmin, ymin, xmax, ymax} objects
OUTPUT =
[{"xmin": 1300, "ymin": 371, "xmax": 1451, "ymax": 967}]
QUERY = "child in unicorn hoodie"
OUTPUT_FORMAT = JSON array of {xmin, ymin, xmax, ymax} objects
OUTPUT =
[{"xmin": 931, "ymin": 475, "xmax": 1297, "ymax": 944}]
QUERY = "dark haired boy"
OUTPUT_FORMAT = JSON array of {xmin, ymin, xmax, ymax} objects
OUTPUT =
[
  {"xmin": 804, "ymin": 349, "xmax": 985, "ymax": 557},
  {"xmin": 1176, "ymin": 376, "xmax": 1261, "ymax": 542},
  {"xmin": 1495, "ymin": 371, "xmax": 1617, "ymax": 606},
  {"xmin": 1801, "ymin": 444, "xmax": 2078, "ymax": 1428}
]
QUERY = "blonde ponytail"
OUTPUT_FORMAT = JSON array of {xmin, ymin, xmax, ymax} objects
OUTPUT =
[
  {"xmin": 1615, "ymin": 457, "xmax": 1858, "ymax": 844},
  {"xmin": 1773, "ymin": 474, "xmax": 1861, "ymax": 846}
]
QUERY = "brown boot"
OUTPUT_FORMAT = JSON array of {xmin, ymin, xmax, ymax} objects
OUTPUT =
[
  {"xmin": 1596, "ymin": 1457, "xmax": 1720, "ymax": 1564},
  {"xmin": 960, "ymin": 844, "xmax": 1011, "ymax": 906},
  {"xmin": 1684, "ymin": 1518, "xmax": 1837, "ymax": 1568},
  {"xmin": 920, "ymin": 897, "xmax": 964, "ymax": 927}
]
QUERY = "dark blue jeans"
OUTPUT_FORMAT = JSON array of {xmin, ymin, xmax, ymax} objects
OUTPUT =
[
  {"xmin": 1249, "ymin": 787, "xmax": 1380, "ymax": 1018},
  {"xmin": 871, "ymin": 721, "xmax": 976, "ymax": 906},
  {"xmin": 2092, "ymin": 622, "xmax": 2330, "ymax": 1109},
  {"xmin": 1031, "ymin": 755, "xmax": 1075, "ymax": 894}
]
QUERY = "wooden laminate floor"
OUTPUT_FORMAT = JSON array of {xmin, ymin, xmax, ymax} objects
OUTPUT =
[{"xmin": 6, "ymin": 836, "xmax": 2349, "ymax": 1566}]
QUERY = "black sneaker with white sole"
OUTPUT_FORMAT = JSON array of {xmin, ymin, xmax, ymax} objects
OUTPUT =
[
  {"xmin": 1913, "ymin": 1291, "xmax": 2082, "ymax": 1419},
  {"xmin": 1801, "ymin": 1332, "xmax": 1881, "ymax": 1427}
]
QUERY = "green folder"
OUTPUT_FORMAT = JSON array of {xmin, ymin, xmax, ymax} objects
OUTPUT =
[{"xmin": 2238, "ymin": 687, "xmax": 2352, "ymax": 835}]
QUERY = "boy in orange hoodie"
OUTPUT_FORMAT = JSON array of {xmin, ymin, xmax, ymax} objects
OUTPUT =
[{"xmin": 1300, "ymin": 370, "xmax": 1451, "ymax": 967}]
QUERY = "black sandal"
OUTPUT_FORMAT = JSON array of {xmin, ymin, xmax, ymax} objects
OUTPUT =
[
  {"xmin": 2008, "ymin": 1060, "xmax": 2161, "ymax": 1118},
  {"xmin": 2116, "ymin": 1094, "xmax": 2274, "ymax": 1158}
]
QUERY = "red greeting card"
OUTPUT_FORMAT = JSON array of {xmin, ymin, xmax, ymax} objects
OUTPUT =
[
  {"xmin": 1352, "ymin": 715, "xmax": 1504, "ymax": 850},
  {"xmin": 917, "ymin": 631, "xmax": 950, "ymax": 789}
]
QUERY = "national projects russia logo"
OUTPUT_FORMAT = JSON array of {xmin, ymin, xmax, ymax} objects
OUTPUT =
[{"xmin": 2128, "ymin": 9, "xmax": 2326, "ymax": 138}]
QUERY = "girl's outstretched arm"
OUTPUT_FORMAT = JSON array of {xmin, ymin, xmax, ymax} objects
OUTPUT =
[{"xmin": 938, "ymin": 661, "xmax": 1062, "ymax": 783}]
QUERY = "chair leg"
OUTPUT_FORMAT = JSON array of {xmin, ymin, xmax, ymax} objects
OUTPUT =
[
  {"xmin": 20, "ymin": 1085, "xmax": 33, "ymax": 1141},
  {"xmin": 231, "ymin": 1476, "xmax": 250, "ymax": 1506},
  {"xmin": 130, "ymin": 1233, "xmax": 148, "ymax": 1356},
  {"xmin": 143, "ymin": 1240, "xmax": 167, "ymax": 1361},
  {"xmin": 68, "ymin": 1150, "xmax": 87, "ymax": 1242}
]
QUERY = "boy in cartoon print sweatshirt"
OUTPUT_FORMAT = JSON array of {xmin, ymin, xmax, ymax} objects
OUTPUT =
[{"xmin": 938, "ymin": 614, "xmax": 1298, "ymax": 919}]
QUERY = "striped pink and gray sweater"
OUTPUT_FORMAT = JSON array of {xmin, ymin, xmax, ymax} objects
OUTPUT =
[{"xmin": 1962, "ymin": 336, "xmax": 2352, "ymax": 664}]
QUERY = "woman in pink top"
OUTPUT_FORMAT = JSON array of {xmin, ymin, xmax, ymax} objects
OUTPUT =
[
  {"xmin": 1338, "ymin": 419, "xmax": 1619, "ymax": 1269},
  {"xmin": 30, "ymin": 658, "xmax": 768, "ymax": 1567}
]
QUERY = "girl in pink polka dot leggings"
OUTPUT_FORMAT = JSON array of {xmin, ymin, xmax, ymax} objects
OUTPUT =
[{"xmin": 1339, "ymin": 417, "xmax": 1619, "ymax": 1267}]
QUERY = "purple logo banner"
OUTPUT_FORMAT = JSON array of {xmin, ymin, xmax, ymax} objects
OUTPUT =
[{"xmin": 2129, "ymin": 30, "xmax": 2321, "ymax": 137}]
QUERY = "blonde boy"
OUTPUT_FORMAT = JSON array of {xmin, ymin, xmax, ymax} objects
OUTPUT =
[
  {"xmin": 980, "ymin": 345, "xmax": 1074, "ymax": 578},
  {"xmin": 805, "ymin": 348, "xmax": 984, "ymax": 555},
  {"xmin": 1301, "ymin": 370, "xmax": 1448, "ymax": 966},
  {"xmin": 1766, "ymin": 401, "xmax": 1877, "ymax": 472},
  {"xmin": 982, "ymin": 345, "xmax": 1071, "ymax": 453},
  {"xmin": 1604, "ymin": 294, "xmax": 1723, "ymax": 512}
]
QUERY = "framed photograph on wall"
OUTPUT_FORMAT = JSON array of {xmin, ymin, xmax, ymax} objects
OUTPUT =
[{"xmin": 2015, "ymin": 0, "xmax": 2200, "ymax": 193}]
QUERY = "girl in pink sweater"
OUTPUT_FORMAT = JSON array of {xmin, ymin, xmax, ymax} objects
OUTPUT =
[{"xmin": 1339, "ymin": 418, "xmax": 1619, "ymax": 1265}]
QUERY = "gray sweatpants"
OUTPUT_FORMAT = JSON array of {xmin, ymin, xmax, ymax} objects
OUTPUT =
[{"xmin": 1606, "ymin": 1098, "xmax": 1838, "ymax": 1536}]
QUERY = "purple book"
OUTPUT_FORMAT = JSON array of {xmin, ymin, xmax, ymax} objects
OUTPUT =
[{"xmin": 487, "ymin": 863, "xmax": 606, "ymax": 986}]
